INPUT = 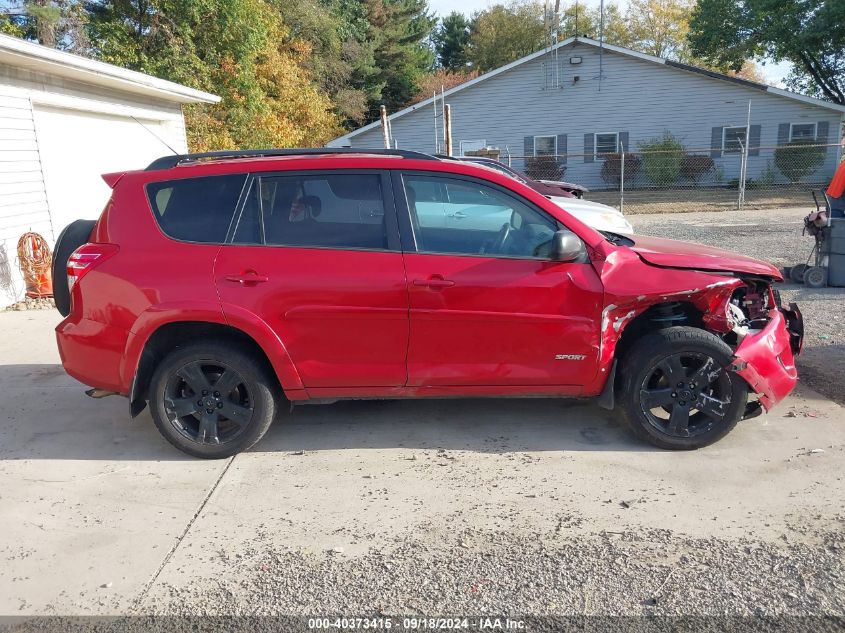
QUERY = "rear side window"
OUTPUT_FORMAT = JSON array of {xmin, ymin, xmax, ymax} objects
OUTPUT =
[
  {"xmin": 252, "ymin": 173, "xmax": 389, "ymax": 250},
  {"xmin": 147, "ymin": 174, "xmax": 247, "ymax": 243}
]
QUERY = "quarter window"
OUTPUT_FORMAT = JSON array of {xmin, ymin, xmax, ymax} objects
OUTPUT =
[
  {"xmin": 256, "ymin": 173, "xmax": 388, "ymax": 250},
  {"xmin": 403, "ymin": 174, "xmax": 557, "ymax": 258},
  {"xmin": 595, "ymin": 133, "xmax": 619, "ymax": 156},
  {"xmin": 533, "ymin": 135, "xmax": 557, "ymax": 156},
  {"xmin": 722, "ymin": 127, "xmax": 747, "ymax": 154},
  {"xmin": 790, "ymin": 123, "xmax": 817, "ymax": 142},
  {"xmin": 147, "ymin": 174, "xmax": 247, "ymax": 243}
]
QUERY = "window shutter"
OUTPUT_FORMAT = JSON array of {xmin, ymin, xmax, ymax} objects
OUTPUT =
[
  {"xmin": 817, "ymin": 121, "xmax": 830, "ymax": 143},
  {"xmin": 748, "ymin": 125, "xmax": 761, "ymax": 156},
  {"xmin": 556, "ymin": 134, "xmax": 567, "ymax": 164},
  {"xmin": 710, "ymin": 127, "xmax": 723, "ymax": 158},
  {"xmin": 524, "ymin": 136, "xmax": 534, "ymax": 157},
  {"xmin": 584, "ymin": 133, "xmax": 594, "ymax": 163},
  {"xmin": 777, "ymin": 123, "xmax": 790, "ymax": 145},
  {"xmin": 618, "ymin": 131, "xmax": 629, "ymax": 153}
]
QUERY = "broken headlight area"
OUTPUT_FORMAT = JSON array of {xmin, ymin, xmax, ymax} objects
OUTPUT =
[{"xmin": 724, "ymin": 278, "xmax": 778, "ymax": 345}]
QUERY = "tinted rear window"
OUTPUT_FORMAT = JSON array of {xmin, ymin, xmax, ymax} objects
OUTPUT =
[{"xmin": 147, "ymin": 174, "xmax": 247, "ymax": 243}]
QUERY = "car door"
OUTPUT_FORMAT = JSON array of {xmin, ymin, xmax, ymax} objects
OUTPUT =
[
  {"xmin": 395, "ymin": 171, "xmax": 604, "ymax": 388},
  {"xmin": 214, "ymin": 170, "xmax": 409, "ymax": 389}
]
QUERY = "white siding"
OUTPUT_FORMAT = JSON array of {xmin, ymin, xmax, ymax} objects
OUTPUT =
[
  {"xmin": 0, "ymin": 63, "xmax": 191, "ymax": 304},
  {"xmin": 0, "ymin": 86, "xmax": 51, "ymax": 302},
  {"xmin": 348, "ymin": 43, "xmax": 844, "ymax": 188}
]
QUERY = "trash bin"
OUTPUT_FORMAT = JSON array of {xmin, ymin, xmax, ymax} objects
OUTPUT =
[{"xmin": 824, "ymin": 218, "xmax": 845, "ymax": 287}]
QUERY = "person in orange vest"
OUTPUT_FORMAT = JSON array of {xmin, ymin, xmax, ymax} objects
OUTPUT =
[{"xmin": 828, "ymin": 159, "xmax": 845, "ymax": 217}]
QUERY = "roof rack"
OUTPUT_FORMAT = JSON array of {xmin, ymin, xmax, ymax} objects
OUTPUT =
[{"xmin": 146, "ymin": 148, "xmax": 438, "ymax": 171}]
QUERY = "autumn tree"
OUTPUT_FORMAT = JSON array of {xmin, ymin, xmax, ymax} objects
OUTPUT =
[
  {"xmin": 626, "ymin": 0, "xmax": 694, "ymax": 60},
  {"xmin": 86, "ymin": 0, "xmax": 341, "ymax": 149},
  {"xmin": 467, "ymin": 2, "xmax": 546, "ymax": 72}
]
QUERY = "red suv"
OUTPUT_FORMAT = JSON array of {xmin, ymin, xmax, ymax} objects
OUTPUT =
[{"xmin": 53, "ymin": 149, "xmax": 803, "ymax": 458}]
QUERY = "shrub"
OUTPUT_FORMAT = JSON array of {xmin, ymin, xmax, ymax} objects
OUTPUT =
[
  {"xmin": 638, "ymin": 133, "xmax": 686, "ymax": 186},
  {"xmin": 774, "ymin": 139, "xmax": 826, "ymax": 183},
  {"xmin": 600, "ymin": 152, "xmax": 642, "ymax": 186},
  {"xmin": 680, "ymin": 155, "xmax": 715, "ymax": 184},
  {"xmin": 524, "ymin": 155, "xmax": 564, "ymax": 180}
]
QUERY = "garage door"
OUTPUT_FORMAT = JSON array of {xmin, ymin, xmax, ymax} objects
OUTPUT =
[{"xmin": 32, "ymin": 106, "xmax": 180, "ymax": 236}]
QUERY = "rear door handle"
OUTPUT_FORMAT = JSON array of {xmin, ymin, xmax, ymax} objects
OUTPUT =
[
  {"xmin": 225, "ymin": 270, "xmax": 269, "ymax": 285},
  {"xmin": 413, "ymin": 276, "xmax": 455, "ymax": 289}
]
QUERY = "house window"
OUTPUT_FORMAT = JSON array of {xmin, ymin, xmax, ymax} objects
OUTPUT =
[
  {"xmin": 790, "ymin": 123, "xmax": 817, "ymax": 142},
  {"xmin": 722, "ymin": 127, "xmax": 747, "ymax": 154},
  {"xmin": 595, "ymin": 132, "xmax": 619, "ymax": 156},
  {"xmin": 533, "ymin": 135, "xmax": 557, "ymax": 156}
]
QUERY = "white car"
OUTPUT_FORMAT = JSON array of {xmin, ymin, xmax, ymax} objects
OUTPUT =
[{"xmin": 546, "ymin": 195, "xmax": 634, "ymax": 235}]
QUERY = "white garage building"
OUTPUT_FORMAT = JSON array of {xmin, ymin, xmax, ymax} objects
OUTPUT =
[{"xmin": 0, "ymin": 33, "xmax": 219, "ymax": 303}]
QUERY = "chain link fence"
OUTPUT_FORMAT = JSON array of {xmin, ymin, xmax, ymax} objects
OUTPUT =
[{"xmin": 501, "ymin": 142, "xmax": 841, "ymax": 215}]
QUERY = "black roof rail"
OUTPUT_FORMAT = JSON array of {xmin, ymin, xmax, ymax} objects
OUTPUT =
[{"xmin": 146, "ymin": 148, "xmax": 438, "ymax": 171}]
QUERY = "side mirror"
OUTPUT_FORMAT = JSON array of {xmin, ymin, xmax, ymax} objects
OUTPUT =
[{"xmin": 549, "ymin": 229, "xmax": 585, "ymax": 262}]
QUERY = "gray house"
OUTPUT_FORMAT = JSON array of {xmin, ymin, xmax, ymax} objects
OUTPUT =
[{"xmin": 329, "ymin": 37, "xmax": 844, "ymax": 191}]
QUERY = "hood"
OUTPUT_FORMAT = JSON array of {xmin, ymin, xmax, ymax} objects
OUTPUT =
[
  {"xmin": 629, "ymin": 235, "xmax": 782, "ymax": 279},
  {"xmin": 537, "ymin": 179, "xmax": 589, "ymax": 193},
  {"xmin": 549, "ymin": 196, "xmax": 622, "ymax": 215}
]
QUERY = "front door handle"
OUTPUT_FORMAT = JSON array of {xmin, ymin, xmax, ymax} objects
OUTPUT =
[
  {"xmin": 225, "ymin": 270, "xmax": 269, "ymax": 285},
  {"xmin": 451, "ymin": 210, "xmax": 468, "ymax": 219},
  {"xmin": 413, "ymin": 276, "xmax": 455, "ymax": 289}
]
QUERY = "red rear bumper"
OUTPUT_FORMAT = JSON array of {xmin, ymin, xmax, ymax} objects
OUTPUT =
[{"xmin": 733, "ymin": 304, "xmax": 803, "ymax": 410}]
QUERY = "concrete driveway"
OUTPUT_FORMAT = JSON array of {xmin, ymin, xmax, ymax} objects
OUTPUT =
[{"xmin": 1, "ymin": 309, "xmax": 843, "ymax": 617}]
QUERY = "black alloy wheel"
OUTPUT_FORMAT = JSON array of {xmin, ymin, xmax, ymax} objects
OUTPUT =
[
  {"xmin": 639, "ymin": 352, "xmax": 731, "ymax": 439},
  {"xmin": 163, "ymin": 360, "xmax": 254, "ymax": 446},
  {"xmin": 619, "ymin": 326, "xmax": 748, "ymax": 450},
  {"xmin": 149, "ymin": 343, "xmax": 279, "ymax": 458}
]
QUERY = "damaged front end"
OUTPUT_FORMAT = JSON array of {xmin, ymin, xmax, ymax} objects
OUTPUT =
[
  {"xmin": 593, "ymin": 245, "xmax": 803, "ymax": 415},
  {"xmin": 725, "ymin": 279, "xmax": 803, "ymax": 412}
]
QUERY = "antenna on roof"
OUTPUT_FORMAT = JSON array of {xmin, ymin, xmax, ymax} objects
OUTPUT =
[
  {"xmin": 598, "ymin": 0, "xmax": 605, "ymax": 91},
  {"xmin": 132, "ymin": 116, "xmax": 178, "ymax": 155}
]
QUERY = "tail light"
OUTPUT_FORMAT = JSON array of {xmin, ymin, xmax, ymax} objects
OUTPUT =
[{"xmin": 67, "ymin": 243, "xmax": 118, "ymax": 293}]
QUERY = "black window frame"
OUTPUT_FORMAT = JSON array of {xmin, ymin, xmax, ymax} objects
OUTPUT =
[
  {"xmin": 225, "ymin": 169, "xmax": 401, "ymax": 253},
  {"xmin": 144, "ymin": 173, "xmax": 250, "ymax": 246},
  {"xmin": 391, "ymin": 169, "xmax": 574, "ymax": 262}
]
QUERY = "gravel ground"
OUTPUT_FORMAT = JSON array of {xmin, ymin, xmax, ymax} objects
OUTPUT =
[
  {"xmin": 631, "ymin": 206, "xmax": 845, "ymax": 406},
  {"xmin": 145, "ymin": 526, "xmax": 845, "ymax": 620}
]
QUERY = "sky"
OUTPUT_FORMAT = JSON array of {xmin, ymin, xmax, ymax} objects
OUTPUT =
[{"xmin": 427, "ymin": 0, "xmax": 792, "ymax": 87}]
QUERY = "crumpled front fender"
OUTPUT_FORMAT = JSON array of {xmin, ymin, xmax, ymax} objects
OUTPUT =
[{"xmin": 732, "ymin": 309, "xmax": 800, "ymax": 411}]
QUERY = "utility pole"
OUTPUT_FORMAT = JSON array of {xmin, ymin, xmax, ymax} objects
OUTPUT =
[
  {"xmin": 444, "ymin": 104, "xmax": 453, "ymax": 157},
  {"xmin": 379, "ymin": 105, "xmax": 390, "ymax": 150}
]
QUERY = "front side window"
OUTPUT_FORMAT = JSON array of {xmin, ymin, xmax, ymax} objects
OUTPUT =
[
  {"xmin": 790, "ymin": 123, "xmax": 817, "ymax": 142},
  {"xmin": 534, "ymin": 135, "xmax": 557, "ymax": 156},
  {"xmin": 595, "ymin": 133, "xmax": 619, "ymax": 156},
  {"xmin": 403, "ymin": 174, "xmax": 557, "ymax": 258},
  {"xmin": 251, "ymin": 173, "xmax": 389, "ymax": 250},
  {"xmin": 722, "ymin": 126, "xmax": 747, "ymax": 154},
  {"xmin": 147, "ymin": 174, "xmax": 247, "ymax": 243}
]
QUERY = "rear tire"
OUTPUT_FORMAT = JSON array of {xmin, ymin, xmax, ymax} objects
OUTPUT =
[
  {"xmin": 149, "ymin": 342, "xmax": 280, "ymax": 459},
  {"xmin": 52, "ymin": 219, "xmax": 96, "ymax": 316},
  {"xmin": 617, "ymin": 326, "xmax": 748, "ymax": 450}
]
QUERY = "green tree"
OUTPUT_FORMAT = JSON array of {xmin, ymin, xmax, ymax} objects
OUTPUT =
[
  {"xmin": 467, "ymin": 1, "xmax": 545, "ymax": 72},
  {"xmin": 773, "ymin": 139, "xmax": 827, "ymax": 183},
  {"xmin": 365, "ymin": 0, "xmax": 435, "ymax": 114},
  {"xmin": 638, "ymin": 132, "xmax": 686, "ymax": 186},
  {"xmin": 688, "ymin": 0, "xmax": 845, "ymax": 104},
  {"xmin": 1, "ymin": 0, "xmax": 88, "ymax": 51},
  {"xmin": 432, "ymin": 11, "xmax": 471, "ymax": 70},
  {"xmin": 274, "ymin": 0, "xmax": 379, "ymax": 123}
]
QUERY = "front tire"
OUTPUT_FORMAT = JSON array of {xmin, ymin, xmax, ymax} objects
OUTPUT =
[
  {"xmin": 149, "ymin": 342, "xmax": 280, "ymax": 459},
  {"xmin": 618, "ymin": 326, "xmax": 748, "ymax": 450}
]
